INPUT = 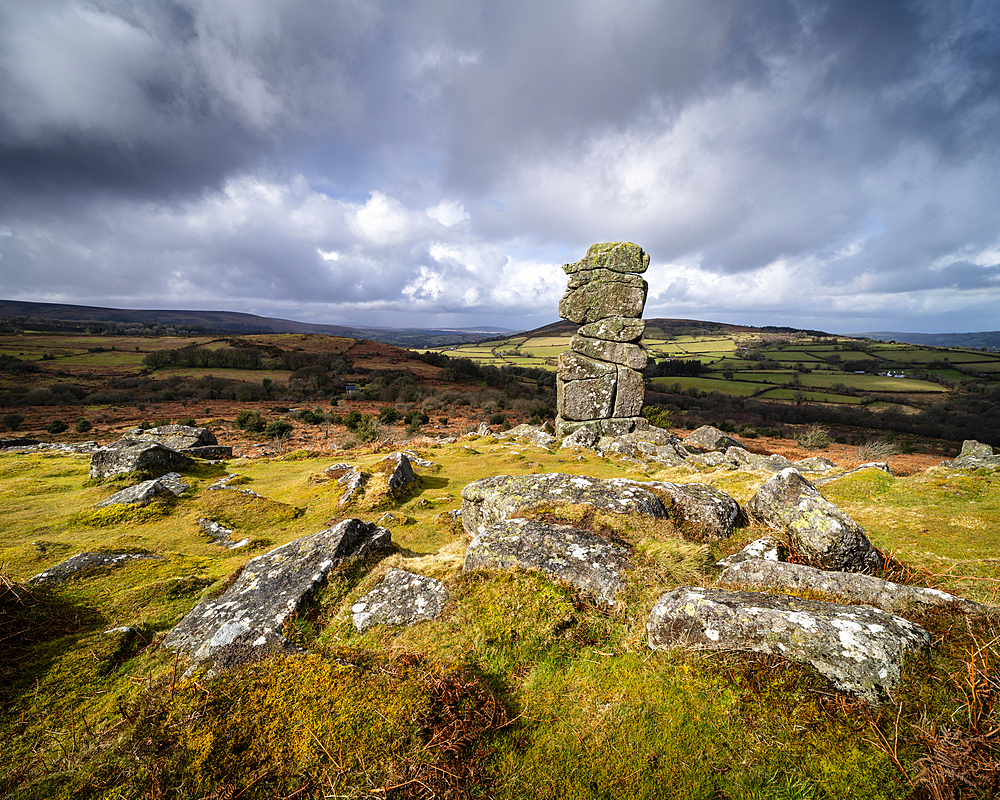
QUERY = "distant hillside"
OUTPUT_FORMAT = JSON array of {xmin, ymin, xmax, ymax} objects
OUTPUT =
[
  {"xmin": 0, "ymin": 299, "xmax": 507, "ymax": 348},
  {"xmin": 517, "ymin": 318, "xmax": 832, "ymax": 340},
  {"xmin": 855, "ymin": 331, "xmax": 1000, "ymax": 351}
]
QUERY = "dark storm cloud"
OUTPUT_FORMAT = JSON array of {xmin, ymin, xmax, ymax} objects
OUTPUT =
[{"xmin": 1, "ymin": 0, "xmax": 999, "ymax": 332}]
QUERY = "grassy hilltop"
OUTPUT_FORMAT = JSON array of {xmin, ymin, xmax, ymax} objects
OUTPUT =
[{"xmin": 1, "ymin": 322, "xmax": 999, "ymax": 798}]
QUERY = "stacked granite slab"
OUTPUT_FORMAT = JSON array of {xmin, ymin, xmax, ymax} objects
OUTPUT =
[{"xmin": 556, "ymin": 242, "xmax": 650, "ymax": 437}]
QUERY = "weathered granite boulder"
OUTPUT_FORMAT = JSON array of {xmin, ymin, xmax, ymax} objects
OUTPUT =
[
  {"xmin": 197, "ymin": 518, "xmax": 248, "ymax": 549},
  {"xmin": 647, "ymin": 586, "xmax": 931, "ymax": 704},
  {"xmin": 746, "ymin": 468, "xmax": 883, "ymax": 572},
  {"xmin": 322, "ymin": 464, "xmax": 365, "ymax": 506},
  {"xmin": 183, "ymin": 445, "xmax": 233, "ymax": 459},
  {"xmin": 556, "ymin": 415, "xmax": 649, "ymax": 438},
  {"xmin": 164, "ymin": 519, "xmax": 391, "ymax": 661},
  {"xmin": 717, "ymin": 558, "xmax": 986, "ymax": 615},
  {"xmin": 948, "ymin": 440, "xmax": 1000, "ymax": 469},
  {"xmin": 460, "ymin": 473, "xmax": 666, "ymax": 537},
  {"xmin": 570, "ymin": 335, "xmax": 648, "ymax": 371},
  {"xmin": 559, "ymin": 270, "xmax": 648, "ymax": 324},
  {"xmin": 126, "ymin": 424, "xmax": 218, "ymax": 451},
  {"xmin": 684, "ymin": 425, "xmax": 745, "ymax": 453},
  {"xmin": 495, "ymin": 423, "xmax": 557, "ymax": 449},
  {"xmin": 476, "ymin": 421, "xmax": 493, "ymax": 436},
  {"xmin": 562, "ymin": 241, "xmax": 650, "ymax": 275},
  {"xmin": 633, "ymin": 480, "xmax": 741, "ymax": 540},
  {"xmin": 726, "ymin": 447, "xmax": 793, "ymax": 473},
  {"xmin": 95, "ymin": 472, "xmax": 189, "ymax": 508},
  {"xmin": 29, "ymin": 551, "xmax": 163, "ymax": 585},
  {"xmin": 352, "ymin": 568, "xmax": 449, "ymax": 632},
  {"xmin": 378, "ymin": 452, "xmax": 417, "ymax": 495},
  {"xmin": 464, "ymin": 518, "xmax": 630, "ymax": 606},
  {"xmin": 715, "ymin": 536, "xmax": 788, "ymax": 569},
  {"xmin": 792, "ymin": 456, "xmax": 838, "ymax": 473},
  {"xmin": 557, "ymin": 351, "xmax": 617, "ymax": 420},
  {"xmin": 90, "ymin": 439, "xmax": 195, "ymax": 479},
  {"xmin": 578, "ymin": 316, "xmax": 646, "ymax": 343},
  {"xmin": 560, "ymin": 427, "xmax": 600, "ymax": 450},
  {"xmin": 685, "ymin": 451, "xmax": 739, "ymax": 469},
  {"xmin": 613, "ymin": 365, "xmax": 646, "ymax": 417}
]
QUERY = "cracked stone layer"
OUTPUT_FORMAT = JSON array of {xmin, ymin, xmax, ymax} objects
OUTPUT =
[
  {"xmin": 746, "ymin": 468, "xmax": 883, "ymax": 573},
  {"xmin": 578, "ymin": 316, "xmax": 646, "ymax": 343},
  {"xmin": 90, "ymin": 438, "xmax": 195, "ymax": 479},
  {"xmin": 464, "ymin": 518, "xmax": 630, "ymax": 607},
  {"xmin": 558, "ymin": 270, "xmax": 648, "ymax": 324},
  {"xmin": 647, "ymin": 586, "xmax": 931, "ymax": 705},
  {"xmin": 164, "ymin": 519, "xmax": 391, "ymax": 662},
  {"xmin": 94, "ymin": 472, "xmax": 189, "ymax": 508},
  {"xmin": 561, "ymin": 241, "xmax": 649, "ymax": 275},
  {"xmin": 555, "ymin": 415, "xmax": 648, "ymax": 438},
  {"xmin": 717, "ymin": 557, "xmax": 985, "ymax": 615},
  {"xmin": 352, "ymin": 568, "xmax": 449, "ymax": 632},
  {"xmin": 684, "ymin": 425, "xmax": 746, "ymax": 453},
  {"xmin": 570, "ymin": 335, "xmax": 648, "ymax": 371}
]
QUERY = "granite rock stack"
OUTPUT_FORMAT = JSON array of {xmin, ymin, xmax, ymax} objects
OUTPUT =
[{"xmin": 556, "ymin": 242, "xmax": 650, "ymax": 437}]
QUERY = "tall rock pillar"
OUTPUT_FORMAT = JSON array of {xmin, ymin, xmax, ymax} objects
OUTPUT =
[{"xmin": 555, "ymin": 242, "xmax": 650, "ymax": 437}]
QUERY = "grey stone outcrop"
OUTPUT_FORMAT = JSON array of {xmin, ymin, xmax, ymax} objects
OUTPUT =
[
  {"xmin": 647, "ymin": 586, "xmax": 931, "ymax": 704},
  {"xmin": 164, "ymin": 519, "xmax": 391, "ymax": 662},
  {"xmin": 556, "ymin": 242, "xmax": 649, "ymax": 437},
  {"xmin": 352, "ymin": 568, "xmax": 449, "ymax": 632},
  {"xmin": 813, "ymin": 462, "xmax": 893, "ymax": 486},
  {"xmin": 95, "ymin": 472, "xmax": 188, "ymax": 508},
  {"xmin": 90, "ymin": 438, "xmax": 195, "ymax": 479},
  {"xmin": 460, "ymin": 472, "xmax": 740, "ymax": 542},
  {"xmin": 460, "ymin": 473, "xmax": 666, "ymax": 537},
  {"xmin": 684, "ymin": 425, "xmax": 745, "ymax": 453},
  {"xmin": 379, "ymin": 452, "xmax": 417, "ymax": 495},
  {"xmin": 464, "ymin": 518, "xmax": 630, "ymax": 606},
  {"xmin": 560, "ymin": 427, "xmax": 600, "ymax": 450},
  {"xmin": 495, "ymin": 424, "xmax": 557, "ymax": 449},
  {"xmin": 634, "ymin": 480, "xmax": 741, "ymax": 540},
  {"xmin": 726, "ymin": 447, "xmax": 792, "ymax": 473},
  {"xmin": 321, "ymin": 464, "xmax": 366, "ymax": 506},
  {"xmin": 717, "ymin": 558, "xmax": 986, "ymax": 615},
  {"xmin": 126, "ymin": 424, "xmax": 218, "ymax": 451},
  {"xmin": 947, "ymin": 440, "xmax": 1000, "ymax": 469},
  {"xmin": 29, "ymin": 551, "xmax": 162, "ymax": 585},
  {"xmin": 715, "ymin": 536, "xmax": 788, "ymax": 569},
  {"xmin": 198, "ymin": 518, "xmax": 248, "ymax": 549},
  {"xmin": 746, "ymin": 468, "xmax": 883, "ymax": 572}
]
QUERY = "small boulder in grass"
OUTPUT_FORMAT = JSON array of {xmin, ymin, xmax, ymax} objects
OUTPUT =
[
  {"xmin": 746, "ymin": 467, "xmax": 883, "ymax": 572},
  {"xmin": 352, "ymin": 569, "xmax": 449, "ymax": 632}
]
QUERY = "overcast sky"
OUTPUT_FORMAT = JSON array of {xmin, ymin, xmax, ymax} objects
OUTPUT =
[{"xmin": 1, "ymin": 0, "xmax": 999, "ymax": 334}]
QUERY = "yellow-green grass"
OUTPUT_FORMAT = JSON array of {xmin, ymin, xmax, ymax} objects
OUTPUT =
[
  {"xmin": 820, "ymin": 468, "xmax": 1000, "ymax": 604},
  {"xmin": 677, "ymin": 339, "xmax": 737, "ymax": 353},
  {"xmin": 3, "ymin": 439, "xmax": 999, "ymax": 798},
  {"xmin": 874, "ymin": 348, "xmax": 996, "ymax": 364},
  {"xmin": 649, "ymin": 376, "xmax": 771, "ymax": 396},
  {"xmin": 964, "ymin": 360, "xmax": 1000, "ymax": 372}
]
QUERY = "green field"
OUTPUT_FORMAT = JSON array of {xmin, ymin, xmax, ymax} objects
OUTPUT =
[{"xmin": 422, "ymin": 325, "xmax": 1000, "ymax": 407}]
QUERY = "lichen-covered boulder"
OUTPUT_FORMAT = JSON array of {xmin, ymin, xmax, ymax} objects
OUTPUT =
[
  {"xmin": 555, "ymin": 415, "xmax": 649, "ymax": 438},
  {"xmin": 715, "ymin": 536, "xmax": 788, "ymax": 569},
  {"xmin": 725, "ymin": 447, "xmax": 792, "ymax": 473},
  {"xmin": 746, "ymin": 468, "xmax": 883, "ymax": 572},
  {"xmin": 29, "ymin": 551, "xmax": 162, "ymax": 585},
  {"xmin": 126, "ymin": 424, "xmax": 218, "ymax": 451},
  {"xmin": 90, "ymin": 439, "xmax": 195, "ymax": 479},
  {"xmin": 633, "ymin": 480, "xmax": 741, "ymax": 539},
  {"xmin": 464, "ymin": 518, "xmax": 630, "ymax": 606},
  {"xmin": 684, "ymin": 425, "xmax": 745, "ymax": 453},
  {"xmin": 164, "ymin": 519, "xmax": 391, "ymax": 661},
  {"xmin": 560, "ymin": 427, "xmax": 600, "ymax": 450},
  {"xmin": 558, "ymin": 270, "xmax": 648, "ymax": 324},
  {"xmin": 460, "ymin": 473, "xmax": 666, "ymax": 537},
  {"xmin": 613, "ymin": 365, "xmax": 646, "ymax": 417},
  {"xmin": 647, "ymin": 586, "xmax": 931, "ymax": 704},
  {"xmin": 562, "ymin": 242, "xmax": 650, "ymax": 275},
  {"xmin": 578, "ymin": 316, "xmax": 646, "ymax": 343},
  {"xmin": 948, "ymin": 440, "xmax": 1000, "ymax": 469},
  {"xmin": 557, "ymin": 351, "xmax": 617, "ymax": 421},
  {"xmin": 495, "ymin": 424, "xmax": 557, "ymax": 449},
  {"xmin": 570, "ymin": 335, "xmax": 648, "ymax": 371},
  {"xmin": 352, "ymin": 569, "xmax": 449, "ymax": 632},
  {"xmin": 378, "ymin": 452, "xmax": 417, "ymax": 495},
  {"xmin": 95, "ymin": 472, "xmax": 189, "ymax": 508},
  {"xmin": 717, "ymin": 558, "xmax": 985, "ymax": 615}
]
